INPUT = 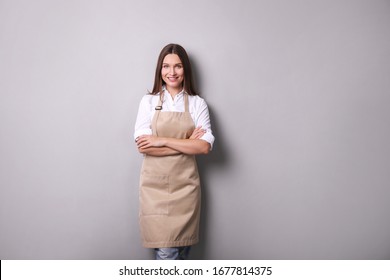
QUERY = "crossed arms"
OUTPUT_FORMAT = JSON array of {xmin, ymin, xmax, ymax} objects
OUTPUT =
[{"xmin": 135, "ymin": 126, "xmax": 210, "ymax": 156}]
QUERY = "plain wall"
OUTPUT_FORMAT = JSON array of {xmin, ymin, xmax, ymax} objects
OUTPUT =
[{"xmin": 1, "ymin": 0, "xmax": 390, "ymax": 259}]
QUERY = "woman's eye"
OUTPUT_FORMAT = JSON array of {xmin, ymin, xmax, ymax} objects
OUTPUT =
[{"xmin": 163, "ymin": 65, "xmax": 169, "ymax": 69}]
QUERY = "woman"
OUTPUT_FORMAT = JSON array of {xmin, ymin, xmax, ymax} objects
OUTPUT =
[{"xmin": 134, "ymin": 44, "xmax": 215, "ymax": 260}]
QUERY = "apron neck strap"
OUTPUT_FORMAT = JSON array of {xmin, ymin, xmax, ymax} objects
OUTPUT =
[
  {"xmin": 154, "ymin": 93, "xmax": 163, "ymax": 110},
  {"xmin": 184, "ymin": 93, "xmax": 189, "ymax": 113}
]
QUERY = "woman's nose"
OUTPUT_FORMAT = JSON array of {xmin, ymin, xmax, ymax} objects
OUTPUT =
[{"xmin": 169, "ymin": 67, "xmax": 176, "ymax": 75}]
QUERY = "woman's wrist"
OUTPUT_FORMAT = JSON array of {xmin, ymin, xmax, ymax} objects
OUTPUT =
[{"xmin": 160, "ymin": 137, "xmax": 169, "ymax": 147}]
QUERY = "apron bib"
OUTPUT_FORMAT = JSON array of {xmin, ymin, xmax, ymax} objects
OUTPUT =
[{"xmin": 139, "ymin": 93, "xmax": 201, "ymax": 248}]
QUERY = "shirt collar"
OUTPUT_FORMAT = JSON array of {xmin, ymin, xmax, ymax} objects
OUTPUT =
[{"xmin": 162, "ymin": 85, "xmax": 185, "ymax": 96}]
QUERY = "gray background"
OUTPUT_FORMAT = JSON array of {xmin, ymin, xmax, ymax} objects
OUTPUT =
[{"xmin": 1, "ymin": 0, "xmax": 390, "ymax": 259}]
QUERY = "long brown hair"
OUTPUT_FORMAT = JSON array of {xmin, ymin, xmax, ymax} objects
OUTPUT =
[{"xmin": 150, "ymin": 44, "xmax": 198, "ymax": 96}]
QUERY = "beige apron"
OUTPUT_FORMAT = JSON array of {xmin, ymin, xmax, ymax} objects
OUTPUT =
[{"xmin": 139, "ymin": 93, "xmax": 201, "ymax": 248}]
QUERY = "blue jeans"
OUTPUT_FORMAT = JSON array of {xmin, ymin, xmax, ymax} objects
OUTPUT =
[{"xmin": 154, "ymin": 246, "xmax": 191, "ymax": 260}]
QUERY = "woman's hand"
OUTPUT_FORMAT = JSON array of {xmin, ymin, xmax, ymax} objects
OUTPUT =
[
  {"xmin": 136, "ymin": 135, "xmax": 166, "ymax": 149},
  {"xmin": 189, "ymin": 126, "xmax": 206, "ymax": 139}
]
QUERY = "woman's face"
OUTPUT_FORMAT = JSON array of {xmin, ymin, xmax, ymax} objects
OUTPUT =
[{"xmin": 161, "ymin": 54, "xmax": 184, "ymax": 92}]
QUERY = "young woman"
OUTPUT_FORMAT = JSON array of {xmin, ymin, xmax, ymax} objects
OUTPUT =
[{"xmin": 134, "ymin": 44, "xmax": 215, "ymax": 260}]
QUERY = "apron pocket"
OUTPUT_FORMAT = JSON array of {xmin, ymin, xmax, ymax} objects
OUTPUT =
[{"xmin": 140, "ymin": 174, "xmax": 169, "ymax": 216}]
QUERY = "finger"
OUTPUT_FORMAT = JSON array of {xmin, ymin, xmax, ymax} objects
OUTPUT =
[
  {"xmin": 138, "ymin": 141, "xmax": 150, "ymax": 149},
  {"xmin": 137, "ymin": 135, "xmax": 151, "ymax": 143},
  {"xmin": 136, "ymin": 137, "xmax": 144, "ymax": 145},
  {"xmin": 138, "ymin": 135, "xmax": 151, "ymax": 141},
  {"xmin": 137, "ymin": 138, "xmax": 149, "ymax": 148},
  {"xmin": 193, "ymin": 132, "xmax": 205, "ymax": 139}
]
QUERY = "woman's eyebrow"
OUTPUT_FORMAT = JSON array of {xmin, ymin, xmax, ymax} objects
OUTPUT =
[{"xmin": 162, "ymin": 63, "xmax": 183, "ymax": 65}]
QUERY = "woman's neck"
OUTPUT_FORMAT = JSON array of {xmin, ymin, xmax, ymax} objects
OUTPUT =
[{"xmin": 165, "ymin": 86, "xmax": 183, "ymax": 99}]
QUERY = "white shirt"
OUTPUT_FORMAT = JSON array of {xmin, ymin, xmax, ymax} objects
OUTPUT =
[{"xmin": 134, "ymin": 89, "xmax": 215, "ymax": 149}]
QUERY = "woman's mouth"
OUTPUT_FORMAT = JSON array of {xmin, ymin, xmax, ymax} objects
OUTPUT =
[{"xmin": 168, "ymin": 77, "xmax": 178, "ymax": 82}]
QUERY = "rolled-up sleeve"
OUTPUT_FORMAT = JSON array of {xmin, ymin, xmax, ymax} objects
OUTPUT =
[
  {"xmin": 134, "ymin": 95, "xmax": 153, "ymax": 140},
  {"xmin": 195, "ymin": 99, "xmax": 215, "ymax": 150}
]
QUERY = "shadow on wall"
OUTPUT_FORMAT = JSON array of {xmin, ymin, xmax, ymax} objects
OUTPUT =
[
  {"xmin": 188, "ymin": 54, "xmax": 231, "ymax": 259},
  {"xmin": 191, "ymin": 104, "xmax": 229, "ymax": 259}
]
